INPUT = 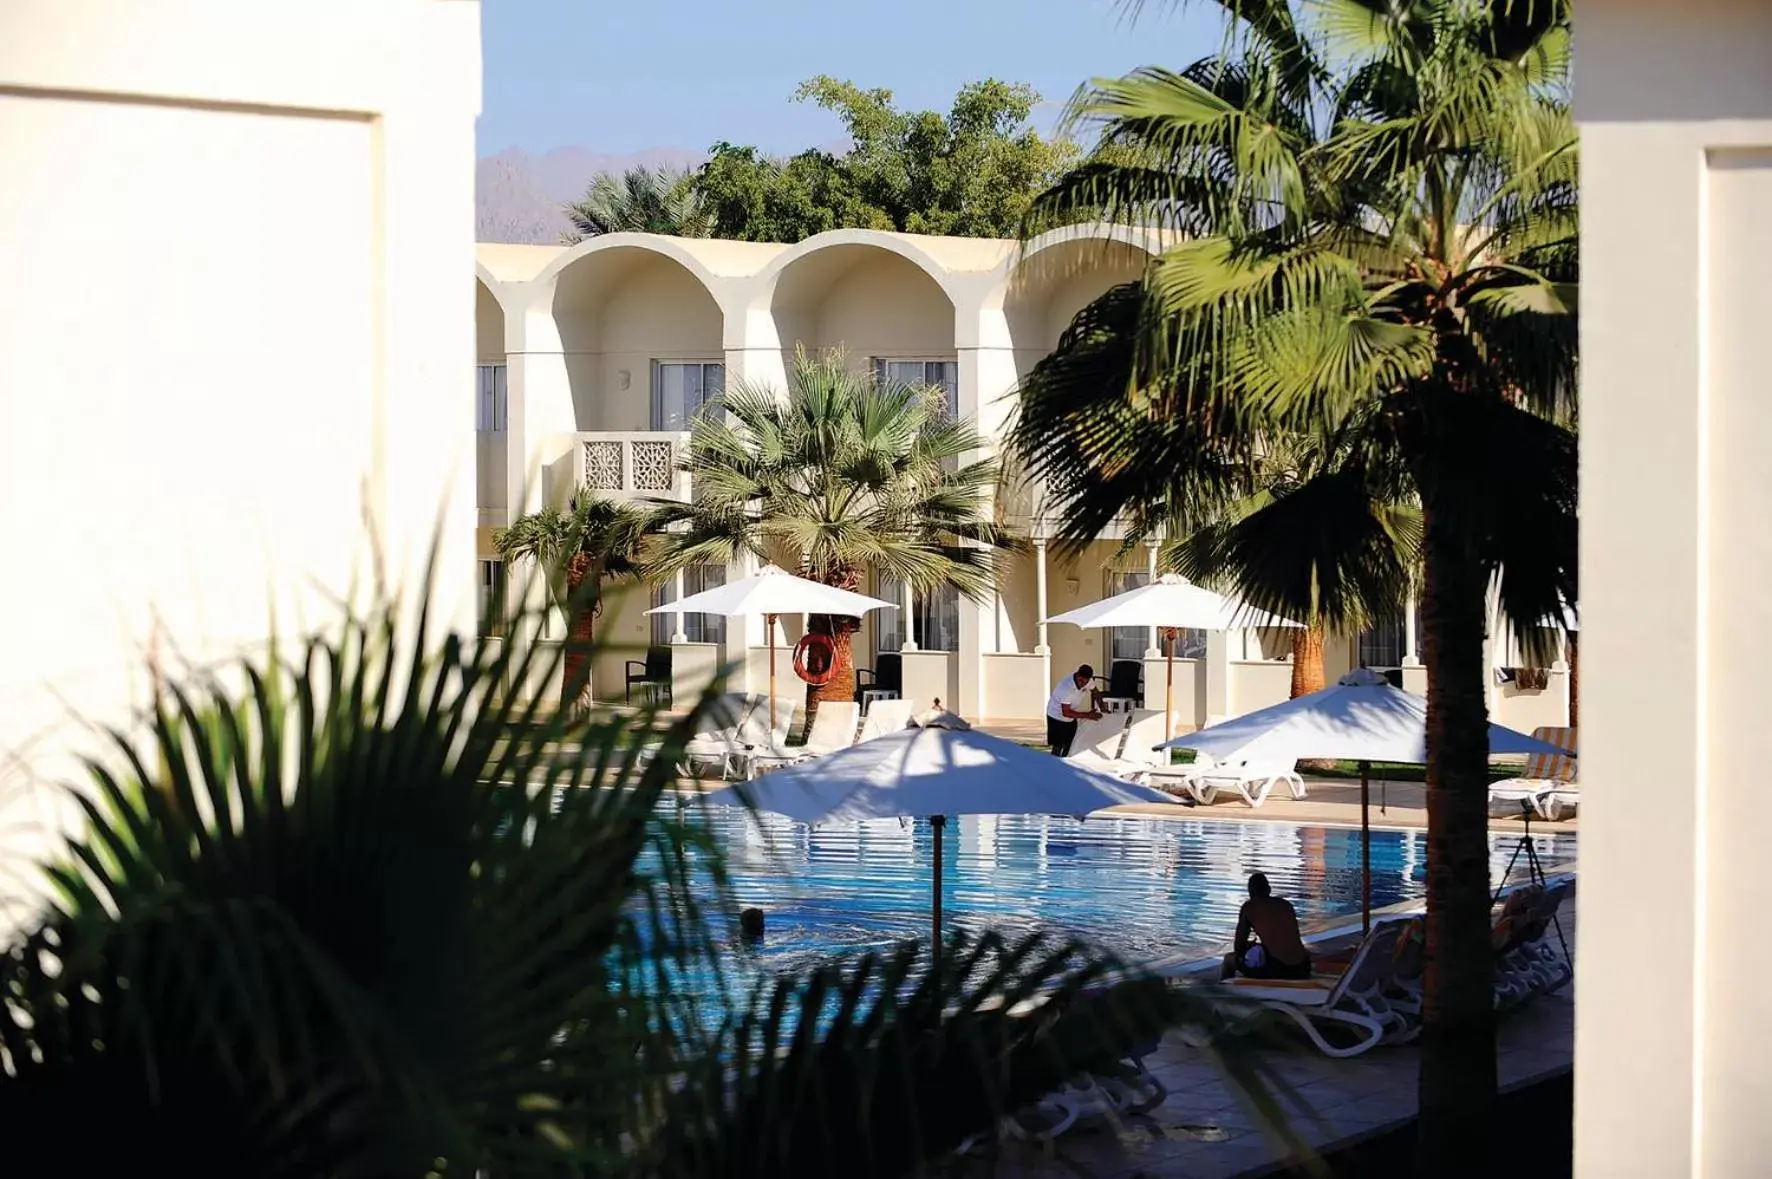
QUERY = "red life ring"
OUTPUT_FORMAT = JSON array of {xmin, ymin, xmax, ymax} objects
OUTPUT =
[{"xmin": 793, "ymin": 633, "xmax": 837, "ymax": 686}]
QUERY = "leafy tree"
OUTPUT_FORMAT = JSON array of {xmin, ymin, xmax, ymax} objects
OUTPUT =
[
  {"xmin": 649, "ymin": 351, "xmax": 1013, "ymax": 709},
  {"xmin": 496, "ymin": 493, "xmax": 650, "ymax": 710},
  {"xmin": 564, "ymin": 164, "xmax": 715, "ymax": 242},
  {"xmin": 0, "ymin": 587, "xmax": 1270, "ymax": 1173},
  {"xmin": 691, "ymin": 77, "xmax": 1077, "ymax": 242},
  {"xmin": 1010, "ymin": 0, "xmax": 1577, "ymax": 1169}
]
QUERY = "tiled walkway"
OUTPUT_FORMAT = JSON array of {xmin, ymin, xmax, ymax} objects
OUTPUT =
[{"xmin": 953, "ymin": 923, "xmax": 1576, "ymax": 1178}]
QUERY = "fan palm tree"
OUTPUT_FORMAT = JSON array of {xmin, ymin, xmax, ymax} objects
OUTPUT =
[
  {"xmin": 649, "ymin": 351, "xmax": 1013, "ymax": 710},
  {"xmin": 1157, "ymin": 422, "xmax": 1420, "ymax": 699},
  {"xmin": 563, "ymin": 165, "xmax": 715, "ymax": 242},
  {"xmin": 496, "ymin": 493, "xmax": 650, "ymax": 710},
  {"xmin": 0, "ymin": 579, "xmax": 1277, "ymax": 1173},
  {"xmin": 1012, "ymin": 1, "xmax": 1577, "ymax": 1169}
]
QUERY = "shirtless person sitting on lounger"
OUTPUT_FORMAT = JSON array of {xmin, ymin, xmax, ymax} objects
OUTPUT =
[{"xmin": 1221, "ymin": 872, "xmax": 1312, "ymax": 981}]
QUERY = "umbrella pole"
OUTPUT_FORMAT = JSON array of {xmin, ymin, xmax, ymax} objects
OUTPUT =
[
  {"xmin": 1164, "ymin": 636, "xmax": 1175, "ymax": 743},
  {"xmin": 931, "ymin": 814, "xmax": 947, "ymax": 976},
  {"xmin": 1360, "ymin": 759, "xmax": 1372, "ymax": 934},
  {"xmin": 766, "ymin": 612, "xmax": 778, "ymax": 735}
]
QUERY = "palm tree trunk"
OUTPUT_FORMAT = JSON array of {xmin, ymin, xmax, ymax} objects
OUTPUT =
[
  {"xmin": 1289, "ymin": 623, "xmax": 1326, "ymax": 697},
  {"xmin": 805, "ymin": 614, "xmax": 859, "ymax": 712},
  {"xmin": 562, "ymin": 554, "xmax": 596, "ymax": 714},
  {"xmin": 1414, "ymin": 497, "xmax": 1497, "ymax": 1176}
]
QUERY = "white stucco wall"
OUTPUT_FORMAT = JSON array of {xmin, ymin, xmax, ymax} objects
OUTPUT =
[
  {"xmin": 1578, "ymin": 1, "xmax": 1772, "ymax": 1175},
  {"xmin": 0, "ymin": 0, "xmax": 480, "ymax": 925}
]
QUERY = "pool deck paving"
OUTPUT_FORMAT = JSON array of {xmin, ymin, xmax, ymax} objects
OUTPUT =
[{"xmin": 954, "ymin": 918, "xmax": 1576, "ymax": 1179}]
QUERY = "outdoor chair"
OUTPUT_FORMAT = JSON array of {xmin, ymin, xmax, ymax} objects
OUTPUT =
[
  {"xmin": 742, "ymin": 700, "xmax": 860, "ymax": 779},
  {"xmin": 624, "ymin": 645, "xmax": 672, "ymax": 705},
  {"xmin": 1104, "ymin": 659, "xmax": 1144, "ymax": 707},
  {"xmin": 855, "ymin": 652, "xmax": 903, "ymax": 709},
  {"xmin": 1488, "ymin": 726, "xmax": 1578, "ymax": 820},
  {"xmin": 1222, "ymin": 917, "xmax": 1414, "ymax": 1058}
]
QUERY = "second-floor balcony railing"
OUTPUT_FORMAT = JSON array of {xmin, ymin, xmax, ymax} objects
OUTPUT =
[{"xmin": 576, "ymin": 431, "xmax": 692, "ymax": 503}]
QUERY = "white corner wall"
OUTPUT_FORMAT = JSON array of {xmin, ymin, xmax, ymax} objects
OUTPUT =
[
  {"xmin": 0, "ymin": 0, "xmax": 480, "ymax": 923},
  {"xmin": 1578, "ymin": 1, "xmax": 1772, "ymax": 1174}
]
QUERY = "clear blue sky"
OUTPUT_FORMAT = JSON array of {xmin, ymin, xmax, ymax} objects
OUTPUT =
[{"xmin": 477, "ymin": 0, "xmax": 1223, "ymax": 156}]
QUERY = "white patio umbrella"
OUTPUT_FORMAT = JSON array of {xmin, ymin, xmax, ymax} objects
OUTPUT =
[
  {"xmin": 1044, "ymin": 573, "xmax": 1303, "ymax": 741},
  {"xmin": 704, "ymin": 725, "xmax": 1172, "ymax": 964},
  {"xmin": 1159, "ymin": 668, "xmax": 1572, "ymax": 931},
  {"xmin": 646, "ymin": 564, "xmax": 895, "ymax": 733}
]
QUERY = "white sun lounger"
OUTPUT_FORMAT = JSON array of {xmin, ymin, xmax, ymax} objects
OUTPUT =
[
  {"xmin": 1489, "ymin": 726, "xmax": 1577, "ymax": 820},
  {"xmin": 1223, "ymin": 918, "xmax": 1413, "ymax": 1057},
  {"xmin": 1184, "ymin": 759, "xmax": 1307, "ymax": 808},
  {"xmin": 1076, "ymin": 708, "xmax": 1171, "ymax": 781},
  {"xmin": 1062, "ymin": 712, "xmax": 1132, "ymax": 772},
  {"xmin": 741, "ymin": 700, "xmax": 859, "ymax": 778},
  {"xmin": 858, "ymin": 697, "xmax": 916, "ymax": 743}
]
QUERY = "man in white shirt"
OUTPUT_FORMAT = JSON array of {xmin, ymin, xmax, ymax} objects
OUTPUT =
[{"xmin": 1045, "ymin": 664, "xmax": 1101, "ymax": 756}]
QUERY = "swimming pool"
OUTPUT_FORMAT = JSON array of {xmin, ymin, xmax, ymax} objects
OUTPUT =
[{"xmin": 699, "ymin": 807, "xmax": 1575, "ymax": 980}]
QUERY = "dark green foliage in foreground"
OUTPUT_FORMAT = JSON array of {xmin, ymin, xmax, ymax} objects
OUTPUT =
[{"xmin": 0, "ymin": 582, "xmax": 1270, "ymax": 1175}]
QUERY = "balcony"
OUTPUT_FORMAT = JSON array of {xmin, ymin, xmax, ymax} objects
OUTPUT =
[{"xmin": 574, "ymin": 431, "xmax": 691, "ymax": 503}]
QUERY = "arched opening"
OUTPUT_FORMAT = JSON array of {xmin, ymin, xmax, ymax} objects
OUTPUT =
[
  {"xmin": 550, "ymin": 245, "xmax": 725, "ymax": 432},
  {"xmin": 1002, "ymin": 236, "xmax": 1152, "ymax": 368},
  {"xmin": 768, "ymin": 241, "xmax": 957, "ymax": 406}
]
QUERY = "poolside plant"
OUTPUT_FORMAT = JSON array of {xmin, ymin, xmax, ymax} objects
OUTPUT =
[
  {"xmin": 1011, "ymin": 0, "xmax": 1577, "ymax": 1170},
  {"xmin": 496, "ymin": 492, "xmax": 652, "ymax": 711},
  {"xmin": 0, "ymin": 576, "xmax": 1277, "ymax": 1174},
  {"xmin": 647, "ymin": 350, "xmax": 1015, "ymax": 711}
]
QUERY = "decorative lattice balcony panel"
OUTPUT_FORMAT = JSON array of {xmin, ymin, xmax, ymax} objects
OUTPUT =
[
  {"xmin": 632, "ymin": 441, "xmax": 675, "ymax": 491},
  {"xmin": 584, "ymin": 440, "xmax": 624, "ymax": 491}
]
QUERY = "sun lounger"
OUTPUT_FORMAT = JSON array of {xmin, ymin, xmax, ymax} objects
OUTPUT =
[
  {"xmin": 1489, "ymin": 726, "xmax": 1577, "ymax": 820},
  {"xmin": 1062, "ymin": 712, "xmax": 1132, "ymax": 772},
  {"xmin": 1184, "ymin": 759, "xmax": 1307, "ymax": 808},
  {"xmin": 634, "ymin": 691, "xmax": 753, "ymax": 777},
  {"xmin": 742, "ymin": 700, "xmax": 859, "ymax": 778},
  {"xmin": 1222, "ymin": 918, "xmax": 1413, "ymax": 1057},
  {"xmin": 858, "ymin": 697, "xmax": 916, "ymax": 743},
  {"xmin": 1076, "ymin": 708, "xmax": 1172, "ymax": 782}
]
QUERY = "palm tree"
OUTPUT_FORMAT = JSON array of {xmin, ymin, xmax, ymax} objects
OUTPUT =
[
  {"xmin": 0, "ymin": 579, "xmax": 1274, "ymax": 1172},
  {"xmin": 563, "ymin": 165, "xmax": 715, "ymax": 242},
  {"xmin": 1012, "ymin": 1, "xmax": 1577, "ymax": 1168},
  {"xmin": 496, "ymin": 493, "xmax": 650, "ymax": 710},
  {"xmin": 650, "ymin": 351, "xmax": 1013, "ymax": 711},
  {"xmin": 1157, "ymin": 424, "xmax": 1419, "ymax": 699}
]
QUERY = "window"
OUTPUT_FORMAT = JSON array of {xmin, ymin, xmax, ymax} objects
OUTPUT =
[
  {"xmin": 1358, "ymin": 612, "xmax": 1413, "ymax": 669},
  {"xmin": 651, "ymin": 565, "xmax": 728, "ymax": 645},
  {"xmin": 874, "ymin": 572, "xmax": 960, "ymax": 653},
  {"xmin": 872, "ymin": 358, "xmax": 958, "ymax": 417},
  {"xmin": 477, "ymin": 363, "xmax": 507, "ymax": 431},
  {"xmin": 1104, "ymin": 571, "xmax": 1206, "ymax": 664},
  {"xmin": 652, "ymin": 362, "xmax": 725, "ymax": 431},
  {"xmin": 477, "ymin": 559, "xmax": 506, "ymax": 637}
]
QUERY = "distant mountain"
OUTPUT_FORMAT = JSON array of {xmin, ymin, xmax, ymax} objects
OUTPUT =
[{"xmin": 476, "ymin": 146, "xmax": 706, "ymax": 244}]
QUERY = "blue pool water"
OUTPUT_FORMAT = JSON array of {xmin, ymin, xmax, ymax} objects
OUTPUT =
[{"xmin": 692, "ymin": 808, "xmax": 1576, "ymax": 982}]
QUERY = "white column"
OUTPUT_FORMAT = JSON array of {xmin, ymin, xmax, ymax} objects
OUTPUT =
[
  {"xmin": 1033, "ymin": 538, "xmax": 1050, "ymax": 655},
  {"xmin": 670, "ymin": 567, "xmax": 687, "ymax": 643},
  {"xmin": 1402, "ymin": 592, "xmax": 1420, "ymax": 666},
  {"xmin": 1578, "ymin": 6, "xmax": 1772, "ymax": 1175},
  {"xmin": 1143, "ymin": 539, "xmax": 1162, "ymax": 657},
  {"xmin": 899, "ymin": 579, "xmax": 918, "ymax": 652}
]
